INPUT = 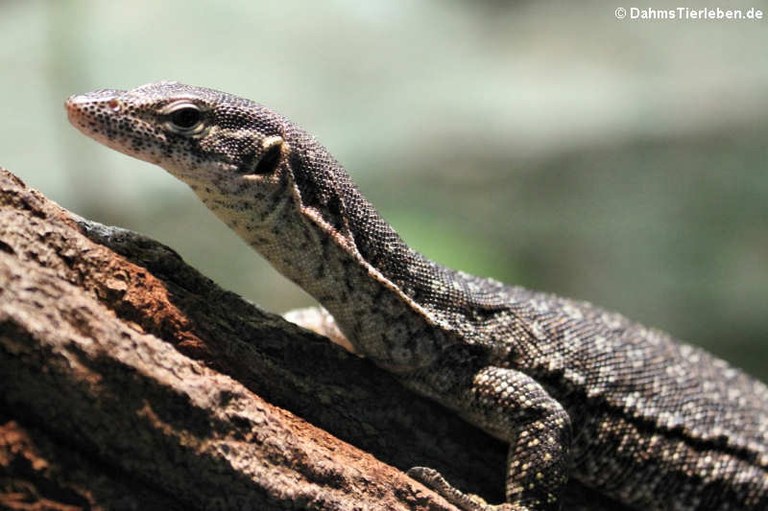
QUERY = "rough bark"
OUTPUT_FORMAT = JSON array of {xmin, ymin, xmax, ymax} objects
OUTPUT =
[{"xmin": 0, "ymin": 168, "xmax": 622, "ymax": 510}]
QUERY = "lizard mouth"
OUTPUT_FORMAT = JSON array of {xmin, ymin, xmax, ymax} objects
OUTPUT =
[
  {"xmin": 65, "ymin": 92, "xmax": 122, "ymax": 144},
  {"xmin": 65, "ymin": 92, "xmax": 166, "ymax": 166},
  {"xmin": 65, "ymin": 95, "xmax": 92, "ymax": 131}
]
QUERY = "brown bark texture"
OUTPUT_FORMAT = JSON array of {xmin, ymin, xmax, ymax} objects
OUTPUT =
[{"xmin": 0, "ymin": 168, "xmax": 621, "ymax": 510}]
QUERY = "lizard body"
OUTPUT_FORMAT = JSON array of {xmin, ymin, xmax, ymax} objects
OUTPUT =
[{"xmin": 66, "ymin": 82, "xmax": 768, "ymax": 510}]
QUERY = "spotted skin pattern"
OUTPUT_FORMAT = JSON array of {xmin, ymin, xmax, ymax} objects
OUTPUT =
[{"xmin": 67, "ymin": 82, "xmax": 768, "ymax": 510}]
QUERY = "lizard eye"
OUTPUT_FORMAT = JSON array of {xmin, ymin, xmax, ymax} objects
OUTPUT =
[{"xmin": 163, "ymin": 102, "xmax": 205, "ymax": 134}]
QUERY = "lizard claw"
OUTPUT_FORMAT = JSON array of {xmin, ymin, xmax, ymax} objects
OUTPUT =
[{"xmin": 407, "ymin": 466, "xmax": 522, "ymax": 511}]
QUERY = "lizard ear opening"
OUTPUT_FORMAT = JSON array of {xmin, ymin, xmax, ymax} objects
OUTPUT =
[{"xmin": 251, "ymin": 136, "xmax": 284, "ymax": 175}]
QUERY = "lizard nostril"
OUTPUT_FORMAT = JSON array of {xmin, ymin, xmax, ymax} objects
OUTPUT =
[{"xmin": 107, "ymin": 98, "xmax": 121, "ymax": 112}]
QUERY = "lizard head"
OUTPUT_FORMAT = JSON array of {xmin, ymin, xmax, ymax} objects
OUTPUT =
[
  {"xmin": 65, "ymin": 81, "xmax": 381, "ymax": 259},
  {"xmin": 65, "ymin": 81, "xmax": 291, "ymax": 195},
  {"xmin": 65, "ymin": 81, "xmax": 360, "ymax": 245}
]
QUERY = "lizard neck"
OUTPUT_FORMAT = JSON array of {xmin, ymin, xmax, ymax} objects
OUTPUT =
[
  {"xmin": 191, "ymin": 138, "xmax": 458, "ymax": 371},
  {"xmin": 283, "ymin": 126, "xmax": 499, "ymax": 322}
]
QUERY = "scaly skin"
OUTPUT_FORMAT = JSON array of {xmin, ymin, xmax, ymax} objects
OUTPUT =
[{"xmin": 67, "ymin": 82, "xmax": 768, "ymax": 510}]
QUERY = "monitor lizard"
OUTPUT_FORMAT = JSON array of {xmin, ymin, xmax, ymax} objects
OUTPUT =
[{"xmin": 65, "ymin": 81, "xmax": 768, "ymax": 510}]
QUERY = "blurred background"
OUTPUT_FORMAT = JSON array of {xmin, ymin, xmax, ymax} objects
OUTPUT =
[{"xmin": 0, "ymin": 0, "xmax": 765, "ymax": 379}]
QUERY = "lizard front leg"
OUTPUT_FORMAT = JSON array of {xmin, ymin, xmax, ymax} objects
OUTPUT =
[
  {"xmin": 407, "ymin": 365, "xmax": 571, "ymax": 511},
  {"xmin": 285, "ymin": 309, "xmax": 571, "ymax": 510}
]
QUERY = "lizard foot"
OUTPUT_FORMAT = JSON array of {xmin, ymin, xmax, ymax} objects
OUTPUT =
[{"xmin": 407, "ymin": 466, "xmax": 523, "ymax": 511}]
